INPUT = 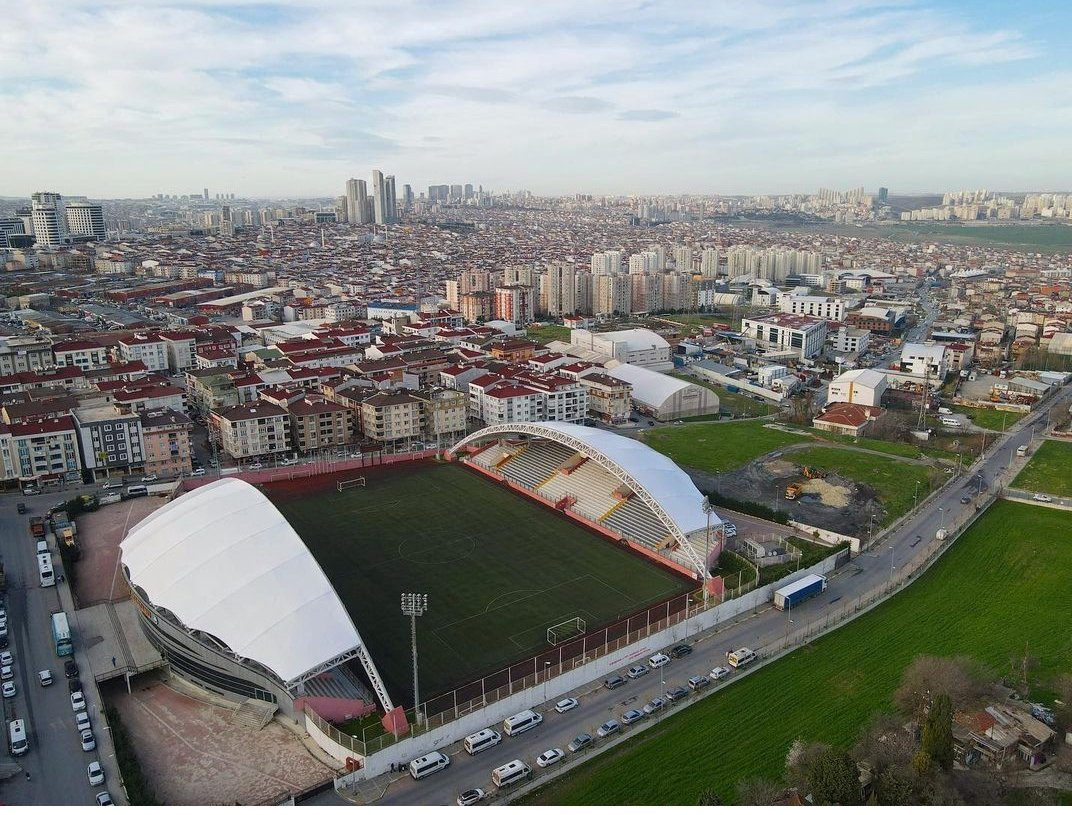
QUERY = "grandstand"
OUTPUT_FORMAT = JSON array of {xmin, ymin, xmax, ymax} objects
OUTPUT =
[{"xmin": 452, "ymin": 421, "xmax": 725, "ymax": 580}]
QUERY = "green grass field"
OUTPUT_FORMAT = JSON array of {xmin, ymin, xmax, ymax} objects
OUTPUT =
[
  {"xmin": 528, "ymin": 500, "xmax": 1072, "ymax": 805},
  {"xmin": 267, "ymin": 464, "xmax": 692, "ymax": 702},
  {"xmin": 956, "ymin": 405, "xmax": 1020, "ymax": 431},
  {"xmin": 785, "ymin": 447, "xmax": 940, "ymax": 521},
  {"xmin": 672, "ymin": 374, "xmax": 770, "ymax": 418},
  {"xmin": 640, "ymin": 419, "xmax": 803, "ymax": 474},
  {"xmin": 524, "ymin": 323, "xmax": 572, "ymax": 344},
  {"xmin": 1011, "ymin": 439, "xmax": 1072, "ymax": 495}
]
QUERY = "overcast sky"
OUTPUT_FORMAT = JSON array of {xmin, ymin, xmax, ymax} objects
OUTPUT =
[{"xmin": 3, "ymin": 0, "xmax": 1070, "ymax": 199}]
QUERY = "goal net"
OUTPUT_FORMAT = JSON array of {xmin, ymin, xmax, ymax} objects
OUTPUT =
[
  {"xmin": 337, "ymin": 476, "xmax": 367, "ymax": 492},
  {"xmin": 546, "ymin": 616, "xmax": 587, "ymax": 646}
]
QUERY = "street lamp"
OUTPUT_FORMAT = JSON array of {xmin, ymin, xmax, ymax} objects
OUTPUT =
[
  {"xmin": 938, "ymin": 506, "xmax": 946, "ymax": 530},
  {"xmin": 888, "ymin": 544, "xmax": 895, "ymax": 582},
  {"xmin": 543, "ymin": 661, "xmax": 551, "ymax": 705},
  {"xmin": 868, "ymin": 514, "xmax": 876, "ymax": 547},
  {"xmin": 400, "ymin": 592, "xmax": 428, "ymax": 726},
  {"xmin": 913, "ymin": 480, "xmax": 921, "ymax": 512}
]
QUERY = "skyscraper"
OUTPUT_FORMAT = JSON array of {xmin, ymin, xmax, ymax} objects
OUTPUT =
[
  {"xmin": 65, "ymin": 201, "xmax": 106, "ymax": 241},
  {"xmin": 372, "ymin": 170, "xmax": 397, "ymax": 225},
  {"xmin": 385, "ymin": 175, "xmax": 397, "ymax": 224},
  {"xmin": 345, "ymin": 178, "xmax": 372, "ymax": 224},
  {"xmin": 30, "ymin": 192, "xmax": 70, "ymax": 248}
]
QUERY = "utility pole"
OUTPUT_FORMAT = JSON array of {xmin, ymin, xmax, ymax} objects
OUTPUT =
[{"xmin": 400, "ymin": 593, "xmax": 428, "ymax": 726}]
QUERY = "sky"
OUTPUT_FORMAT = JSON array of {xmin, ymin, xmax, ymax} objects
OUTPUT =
[{"xmin": 2, "ymin": 0, "xmax": 1070, "ymax": 199}]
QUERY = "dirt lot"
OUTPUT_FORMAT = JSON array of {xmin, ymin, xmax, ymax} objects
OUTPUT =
[
  {"xmin": 71, "ymin": 497, "xmax": 167, "ymax": 605},
  {"xmin": 688, "ymin": 452, "xmax": 884, "ymax": 537},
  {"xmin": 106, "ymin": 675, "xmax": 334, "ymax": 805}
]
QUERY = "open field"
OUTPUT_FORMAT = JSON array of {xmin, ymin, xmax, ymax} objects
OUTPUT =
[
  {"xmin": 1011, "ymin": 439, "xmax": 1072, "ymax": 496},
  {"xmin": 785, "ymin": 447, "xmax": 940, "ymax": 522},
  {"xmin": 673, "ymin": 374, "xmax": 770, "ymax": 418},
  {"xmin": 266, "ymin": 463, "xmax": 691, "ymax": 701},
  {"xmin": 524, "ymin": 323, "xmax": 571, "ymax": 344},
  {"xmin": 956, "ymin": 405, "xmax": 1020, "ymax": 431},
  {"xmin": 765, "ymin": 220, "xmax": 1072, "ymax": 251},
  {"xmin": 527, "ymin": 500, "xmax": 1072, "ymax": 805},
  {"xmin": 640, "ymin": 419, "xmax": 802, "ymax": 474}
]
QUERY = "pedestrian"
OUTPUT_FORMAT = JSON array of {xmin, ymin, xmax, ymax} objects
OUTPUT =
[
  {"xmin": 25, "ymin": 771, "xmax": 31, "ymax": 781},
  {"xmin": 112, "ymin": 656, "xmax": 117, "ymax": 668}
]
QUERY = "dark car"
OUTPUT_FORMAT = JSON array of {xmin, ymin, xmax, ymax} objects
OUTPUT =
[
  {"xmin": 69, "ymin": 678, "xmax": 83, "ymax": 693},
  {"xmin": 16, "ymin": 503, "xmax": 26, "ymax": 515},
  {"xmin": 664, "ymin": 686, "xmax": 689, "ymax": 703},
  {"xmin": 669, "ymin": 644, "xmax": 693, "ymax": 659},
  {"xmin": 64, "ymin": 659, "xmax": 80, "ymax": 679},
  {"xmin": 603, "ymin": 674, "xmax": 628, "ymax": 690}
]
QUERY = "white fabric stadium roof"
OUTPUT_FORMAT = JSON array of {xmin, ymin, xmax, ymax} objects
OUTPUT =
[
  {"xmin": 120, "ymin": 478, "xmax": 361, "ymax": 685},
  {"xmin": 525, "ymin": 421, "xmax": 717, "ymax": 535}
]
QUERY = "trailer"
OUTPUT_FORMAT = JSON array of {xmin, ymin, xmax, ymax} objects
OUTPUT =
[{"xmin": 773, "ymin": 574, "xmax": 827, "ymax": 611}]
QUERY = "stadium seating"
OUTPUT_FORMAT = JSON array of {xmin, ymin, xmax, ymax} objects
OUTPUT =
[
  {"xmin": 602, "ymin": 497, "xmax": 672, "ymax": 549},
  {"xmin": 469, "ymin": 442, "xmax": 518, "ymax": 469},
  {"xmin": 499, "ymin": 441, "xmax": 574, "ymax": 490},
  {"xmin": 539, "ymin": 459, "xmax": 623, "ymax": 520},
  {"xmin": 302, "ymin": 666, "xmax": 376, "ymax": 706}
]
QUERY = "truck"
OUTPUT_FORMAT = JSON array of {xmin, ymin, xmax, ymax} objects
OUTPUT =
[
  {"xmin": 29, "ymin": 516, "xmax": 45, "ymax": 538},
  {"xmin": 937, "ymin": 406, "xmax": 952, "ymax": 415},
  {"xmin": 773, "ymin": 574, "xmax": 827, "ymax": 611},
  {"xmin": 935, "ymin": 527, "xmax": 948, "ymax": 541},
  {"xmin": 785, "ymin": 482, "xmax": 803, "ymax": 500}
]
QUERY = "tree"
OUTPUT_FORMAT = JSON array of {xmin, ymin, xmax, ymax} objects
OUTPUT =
[
  {"xmin": 875, "ymin": 766, "xmax": 916, "ymax": 805},
  {"xmin": 696, "ymin": 788, "xmax": 723, "ymax": 806},
  {"xmin": 735, "ymin": 777, "xmax": 783, "ymax": 806},
  {"xmin": 894, "ymin": 655, "xmax": 992, "ymax": 719},
  {"xmin": 1052, "ymin": 674, "xmax": 1072, "ymax": 731},
  {"xmin": 808, "ymin": 747, "xmax": 861, "ymax": 805},
  {"xmin": 919, "ymin": 693, "xmax": 954, "ymax": 771},
  {"xmin": 853, "ymin": 711, "xmax": 917, "ymax": 772},
  {"xmin": 785, "ymin": 739, "xmax": 828, "ymax": 790}
]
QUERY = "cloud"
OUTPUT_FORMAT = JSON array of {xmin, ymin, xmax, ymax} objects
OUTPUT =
[
  {"xmin": 618, "ymin": 109, "xmax": 678, "ymax": 121},
  {"xmin": 0, "ymin": 0, "xmax": 1060, "ymax": 197}
]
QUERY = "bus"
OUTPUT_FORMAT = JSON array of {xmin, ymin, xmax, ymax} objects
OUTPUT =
[
  {"xmin": 37, "ymin": 552, "xmax": 55, "ymax": 588},
  {"xmin": 51, "ymin": 611, "xmax": 73, "ymax": 657}
]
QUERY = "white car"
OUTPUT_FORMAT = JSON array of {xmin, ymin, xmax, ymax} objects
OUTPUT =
[
  {"xmin": 38, "ymin": 669, "xmax": 53, "ymax": 686},
  {"xmin": 626, "ymin": 664, "xmax": 650, "ymax": 679},
  {"xmin": 0, "ymin": 665, "xmax": 11, "ymax": 681},
  {"xmin": 81, "ymin": 729, "xmax": 96, "ymax": 752},
  {"xmin": 141, "ymin": 474, "xmax": 158, "ymax": 483},
  {"xmin": 247, "ymin": 462, "xmax": 263, "ymax": 470},
  {"xmin": 710, "ymin": 666, "xmax": 731, "ymax": 681},
  {"xmin": 76, "ymin": 711, "xmax": 92, "ymax": 732},
  {"xmin": 536, "ymin": 747, "xmax": 565, "ymax": 768},
  {"xmin": 87, "ymin": 761, "xmax": 105, "ymax": 786},
  {"xmin": 1033, "ymin": 493, "xmax": 1053, "ymax": 503},
  {"xmin": 96, "ymin": 792, "xmax": 113, "ymax": 806},
  {"xmin": 189, "ymin": 468, "xmax": 206, "ymax": 477},
  {"xmin": 71, "ymin": 690, "xmax": 87, "ymax": 712},
  {"xmin": 554, "ymin": 697, "xmax": 578, "ymax": 714},
  {"xmin": 2, "ymin": 681, "xmax": 15, "ymax": 698},
  {"xmin": 0, "ymin": 650, "xmax": 11, "ymax": 667},
  {"xmin": 456, "ymin": 789, "xmax": 485, "ymax": 807},
  {"xmin": 723, "ymin": 523, "xmax": 737, "ymax": 537}
]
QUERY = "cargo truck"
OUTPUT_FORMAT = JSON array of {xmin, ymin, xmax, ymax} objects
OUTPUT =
[
  {"xmin": 785, "ymin": 482, "xmax": 803, "ymax": 500},
  {"xmin": 29, "ymin": 517, "xmax": 45, "ymax": 538},
  {"xmin": 773, "ymin": 574, "xmax": 827, "ymax": 611}
]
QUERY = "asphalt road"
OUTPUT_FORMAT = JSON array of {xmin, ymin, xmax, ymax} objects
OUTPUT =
[
  {"xmin": 370, "ymin": 393, "xmax": 1057, "ymax": 806},
  {"xmin": 0, "ymin": 488, "xmax": 115, "ymax": 805}
]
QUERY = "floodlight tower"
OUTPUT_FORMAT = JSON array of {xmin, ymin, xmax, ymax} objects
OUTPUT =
[{"xmin": 401, "ymin": 592, "xmax": 429, "ymax": 725}]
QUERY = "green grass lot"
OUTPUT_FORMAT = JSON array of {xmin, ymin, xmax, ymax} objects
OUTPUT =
[
  {"xmin": 785, "ymin": 447, "xmax": 940, "ymax": 522},
  {"xmin": 804, "ymin": 429, "xmax": 932, "ymax": 460},
  {"xmin": 268, "ymin": 464, "xmax": 691, "ymax": 702},
  {"xmin": 1011, "ymin": 439, "xmax": 1072, "ymax": 496},
  {"xmin": 781, "ymin": 221, "xmax": 1072, "ymax": 251},
  {"xmin": 757, "ymin": 537, "xmax": 842, "ymax": 585},
  {"xmin": 524, "ymin": 323, "xmax": 572, "ymax": 344},
  {"xmin": 640, "ymin": 419, "xmax": 802, "ymax": 474},
  {"xmin": 527, "ymin": 500, "xmax": 1072, "ymax": 805},
  {"xmin": 672, "ymin": 374, "xmax": 770, "ymax": 418},
  {"xmin": 956, "ymin": 405, "xmax": 1020, "ymax": 431}
]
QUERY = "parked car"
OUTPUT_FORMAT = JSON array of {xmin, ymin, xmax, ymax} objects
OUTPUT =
[
  {"xmin": 2, "ymin": 681, "xmax": 15, "ymax": 699},
  {"xmin": 664, "ymin": 686, "xmax": 689, "ymax": 703},
  {"xmin": 87, "ymin": 761, "xmax": 105, "ymax": 786},
  {"xmin": 96, "ymin": 792, "xmax": 113, "ymax": 806},
  {"xmin": 620, "ymin": 709, "xmax": 645, "ymax": 725},
  {"xmin": 603, "ymin": 675, "xmax": 627, "ymax": 690},
  {"xmin": 80, "ymin": 729, "xmax": 96, "ymax": 752},
  {"xmin": 688, "ymin": 675, "xmax": 711, "ymax": 691},
  {"xmin": 1034, "ymin": 493, "xmax": 1053, "ymax": 503},
  {"xmin": 960, "ymin": 495, "xmax": 971, "ymax": 504},
  {"xmin": 723, "ymin": 523, "xmax": 737, "ymax": 537},
  {"xmin": 456, "ymin": 789, "xmax": 485, "ymax": 807},
  {"xmin": 567, "ymin": 733, "xmax": 593, "ymax": 753},
  {"xmin": 596, "ymin": 720, "xmax": 621, "ymax": 738},
  {"xmin": 71, "ymin": 690, "xmax": 87, "ymax": 712},
  {"xmin": 536, "ymin": 748, "xmax": 565, "ymax": 768},
  {"xmin": 65, "ymin": 659, "xmax": 80, "ymax": 678},
  {"xmin": 189, "ymin": 468, "xmax": 206, "ymax": 477},
  {"xmin": 39, "ymin": 669, "xmax": 53, "ymax": 686},
  {"xmin": 648, "ymin": 653, "xmax": 670, "ymax": 669},
  {"xmin": 247, "ymin": 462, "xmax": 263, "ymax": 470},
  {"xmin": 69, "ymin": 678, "xmax": 83, "ymax": 693},
  {"xmin": 0, "ymin": 651, "xmax": 12, "ymax": 667},
  {"xmin": 709, "ymin": 666, "xmax": 731, "ymax": 681},
  {"xmin": 642, "ymin": 697, "xmax": 666, "ymax": 715},
  {"xmin": 554, "ymin": 697, "xmax": 578, "ymax": 714},
  {"xmin": 0, "ymin": 665, "xmax": 12, "ymax": 681},
  {"xmin": 626, "ymin": 664, "xmax": 649, "ymax": 679},
  {"xmin": 76, "ymin": 711, "xmax": 91, "ymax": 732},
  {"xmin": 16, "ymin": 503, "xmax": 26, "ymax": 514},
  {"xmin": 141, "ymin": 474, "xmax": 158, "ymax": 483},
  {"xmin": 669, "ymin": 643, "xmax": 693, "ymax": 659}
]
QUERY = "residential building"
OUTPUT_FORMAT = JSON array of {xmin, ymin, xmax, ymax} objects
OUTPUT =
[
  {"xmin": 812, "ymin": 403, "xmax": 883, "ymax": 437},
  {"xmin": 139, "ymin": 408, "xmax": 193, "ymax": 477},
  {"xmin": 65, "ymin": 201, "xmax": 106, "ymax": 241},
  {"xmin": 741, "ymin": 313, "xmax": 828, "ymax": 360},
  {"xmin": 5, "ymin": 417, "xmax": 81, "ymax": 485},
  {"xmin": 781, "ymin": 294, "xmax": 846, "ymax": 321},
  {"xmin": 285, "ymin": 393, "xmax": 354, "ymax": 453},
  {"xmin": 830, "ymin": 326, "xmax": 871, "ymax": 355},
  {"xmin": 900, "ymin": 342, "xmax": 947, "ymax": 379},
  {"xmin": 119, "ymin": 333, "xmax": 169, "ymax": 372},
  {"xmin": 30, "ymin": 192, "xmax": 70, "ymax": 248},
  {"xmin": 494, "ymin": 285, "xmax": 535, "ymax": 328},
  {"xmin": 414, "ymin": 387, "xmax": 468, "ymax": 440},
  {"xmin": 73, "ymin": 404, "xmax": 145, "ymax": 474},
  {"xmin": 847, "ymin": 306, "xmax": 897, "ymax": 335},
  {"xmin": 52, "ymin": 339, "xmax": 111, "ymax": 371},
  {"xmin": 0, "ymin": 336, "xmax": 53, "ymax": 375},
  {"xmin": 360, "ymin": 390, "xmax": 423, "ymax": 443},
  {"xmin": 593, "ymin": 273, "xmax": 631, "ymax": 317},
  {"xmin": 578, "ymin": 372, "xmax": 632, "ymax": 423},
  {"xmin": 212, "ymin": 401, "xmax": 291, "ymax": 460}
]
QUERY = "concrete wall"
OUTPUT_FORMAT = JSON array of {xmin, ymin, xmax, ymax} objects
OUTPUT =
[
  {"xmin": 688, "ymin": 365, "xmax": 784, "ymax": 402},
  {"xmin": 329, "ymin": 547, "xmax": 846, "ymax": 785},
  {"xmin": 788, "ymin": 520, "xmax": 859, "ymax": 549}
]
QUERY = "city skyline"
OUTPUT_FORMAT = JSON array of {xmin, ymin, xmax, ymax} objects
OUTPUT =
[{"xmin": 4, "ymin": 1, "xmax": 1071, "ymax": 198}]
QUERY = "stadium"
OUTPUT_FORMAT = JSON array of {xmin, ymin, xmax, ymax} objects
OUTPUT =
[{"xmin": 119, "ymin": 422, "xmax": 724, "ymax": 736}]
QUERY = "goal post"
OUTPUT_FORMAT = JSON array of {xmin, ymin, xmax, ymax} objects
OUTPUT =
[
  {"xmin": 337, "ymin": 476, "xmax": 367, "ymax": 492},
  {"xmin": 546, "ymin": 616, "xmax": 587, "ymax": 646}
]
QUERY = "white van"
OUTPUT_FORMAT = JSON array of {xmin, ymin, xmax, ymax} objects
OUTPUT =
[
  {"xmin": 937, "ymin": 406, "xmax": 952, "ymax": 415},
  {"xmin": 728, "ymin": 647, "xmax": 757, "ymax": 668},
  {"xmin": 8, "ymin": 719, "xmax": 27, "ymax": 756},
  {"xmin": 463, "ymin": 728, "xmax": 502, "ymax": 755},
  {"xmin": 408, "ymin": 751, "xmax": 450, "ymax": 780},
  {"xmin": 36, "ymin": 540, "xmax": 48, "ymax": 555},
  {"xmin": 648, "ymin": 652, "xmax": 670, "ymax": 669},
  {"xmin": 491, "ymin": 759, "xmax": 531, "ymax": 788},
  {"xmin": 940, "ymin": 417, "xmax": 961, "ymax": 428},
  {"xmin": 126, "ymin": 484, "xmax": 148, "ymax": 497},
  {"xmin": 503, "ymin": 709, "xmax": 543, "ymax": 736}
]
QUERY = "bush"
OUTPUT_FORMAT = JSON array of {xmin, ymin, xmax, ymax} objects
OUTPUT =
[
  {"xmin": 706, "ymin": 490, "xmax": 789, "ymax": 525},
  {"xmin": 104, "ymin": 705, "xmax": 158, "ymax": 805}
]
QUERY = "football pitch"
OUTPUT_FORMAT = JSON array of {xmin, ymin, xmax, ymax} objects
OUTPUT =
[{"xmin": 267, "ymin": 462, "xmax": 692, "ymax": 703}]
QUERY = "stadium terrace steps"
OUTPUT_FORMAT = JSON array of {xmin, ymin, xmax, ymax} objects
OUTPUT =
[
  {"xmin": 539, "ymin": 459, "xmax": 623, "ymax": 520},
  {"xmin": 599, "ymin": 498, "xmax": 629, "ymax": 522},
  {"xmin": 301, "ymin": 668, "xmax": 376, "ymax": 705},
  {"xmin": 231, "ymin": 698, "xmax": 278, "ymax": 731},
  {"xmin": 499, "ymin": 441, "xmax": 574, "ymax": 490},
  {"xmin": 470, "ymin": 442, "xmax": 517, "ymax": 469},
  {"xmin": 603, "ymin": 497, "xmax": 673, "ymax": 549}
]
